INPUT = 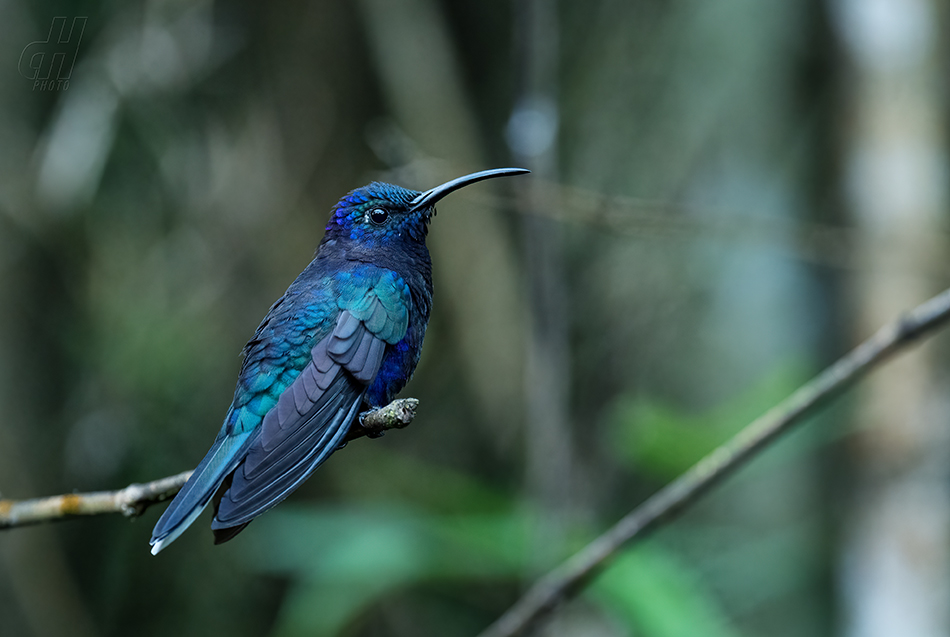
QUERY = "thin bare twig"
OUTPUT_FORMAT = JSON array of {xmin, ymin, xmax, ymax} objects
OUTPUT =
[
  {"xmin": 478, "ymin": 287, "xmax": 950, "ymax": 637},
  {"xmin": 0, "ymin": 398, "xmax": 418, "ymax": 530}
]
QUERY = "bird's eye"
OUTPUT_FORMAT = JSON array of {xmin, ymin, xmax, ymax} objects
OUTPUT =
[{"xmin": 369, "ymin": 209, "xmax": 389, "ymax": 225}]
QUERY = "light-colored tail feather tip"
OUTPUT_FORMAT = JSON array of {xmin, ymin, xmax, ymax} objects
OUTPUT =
[{"xmin": 150, "ymin": 540, "xmax": 165, "ymax": 556}]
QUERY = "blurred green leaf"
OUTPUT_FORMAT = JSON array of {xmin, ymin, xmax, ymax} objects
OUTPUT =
[
  {"xmin": 329, "ymin": 443, "xmax": 514, "ymax": 515},
  {"xmin": 590, "ymin": 544, "xmax": 742, "ymax": 637},
  {"xmin": 242, "ymin": 504, "xmax": 538, "ymax": 636},
  {"xmin": 608, "ymin": 363, "xmax": 808, "ymax": 478}
]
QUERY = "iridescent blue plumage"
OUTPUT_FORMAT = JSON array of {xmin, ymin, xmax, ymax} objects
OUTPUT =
[{"xmin": 149, "ymin": 168, "xmax": 528, "ymax": 554}]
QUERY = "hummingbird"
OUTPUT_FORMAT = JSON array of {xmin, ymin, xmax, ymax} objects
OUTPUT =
[{"xmin": 149, "ymin": 168, "xmax": 529, "ymax": 554}]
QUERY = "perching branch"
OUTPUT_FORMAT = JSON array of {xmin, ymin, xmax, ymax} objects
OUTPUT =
[
  {"xmin": 478, "ymin": 287, "xmax": 950, "ymax": 637},
  {"xmin": 0, "ymin": 470, "xmax": 195, "ymax": 530},
  {"xmin": 346, "ymin": 397, "xmax": 418, "ymax": 442},
  {"xmin": 0, "ymin": 398, "xmax": 418, "ymax": 530}
]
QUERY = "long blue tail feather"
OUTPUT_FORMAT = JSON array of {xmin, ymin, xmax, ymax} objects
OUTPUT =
[{"xmin": 149, "ymin": 412, "xmax": 257, "ymax": 555}]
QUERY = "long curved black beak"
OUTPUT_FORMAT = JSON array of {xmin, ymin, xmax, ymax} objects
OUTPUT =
[{"xmin": 409, "ymin": 167, "xmax": 530, "ymax": 211}]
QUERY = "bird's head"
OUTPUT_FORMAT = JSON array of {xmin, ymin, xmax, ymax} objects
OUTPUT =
[{"xmin": 322, "ymin": 168, "xmax": 529, "ymax": 249}]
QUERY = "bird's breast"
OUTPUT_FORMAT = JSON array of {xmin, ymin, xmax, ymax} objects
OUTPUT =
[{"xmin": 364, "ymin": 304, "xmax": 428, "ymax": 407}]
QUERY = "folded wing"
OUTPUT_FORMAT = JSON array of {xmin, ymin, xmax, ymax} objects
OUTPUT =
[{"xmin": 212, "ymin": 302, "xmax": 395, "ymax": 534}]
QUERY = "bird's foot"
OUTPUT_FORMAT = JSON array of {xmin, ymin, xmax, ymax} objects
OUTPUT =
[{"xmin": 358, "ymin": 410, "xmax": 387, "ymax": 438}]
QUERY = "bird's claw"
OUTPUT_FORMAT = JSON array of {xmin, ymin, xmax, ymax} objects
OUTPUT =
[{"xmin": 358, "ymin": 409, "xmax": 386, "ymax": 438}]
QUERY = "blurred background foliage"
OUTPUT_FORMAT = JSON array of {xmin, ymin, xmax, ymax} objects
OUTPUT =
[{"xmin": 1, "ymin": 0, "xmax": 948, "ymax": 636}]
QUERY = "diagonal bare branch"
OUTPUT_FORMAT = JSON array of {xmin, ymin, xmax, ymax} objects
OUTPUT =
[{"xmin": 478, "ymin": 287, "xmax": 950, "ymax": 637}]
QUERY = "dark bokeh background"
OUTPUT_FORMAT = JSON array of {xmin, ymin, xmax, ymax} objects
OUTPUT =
[{"xmin": 2, "ymin": 1, "xmax": 949, "ymax": 636}]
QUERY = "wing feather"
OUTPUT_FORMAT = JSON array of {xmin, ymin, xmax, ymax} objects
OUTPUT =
[{"xmin": 212, "ymin": 312, "xmax": 388, "ymax": 532}]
